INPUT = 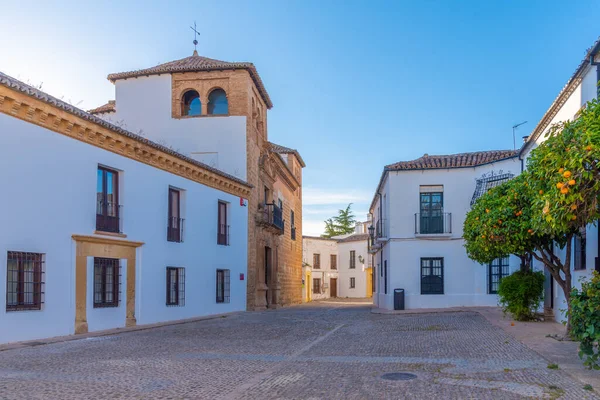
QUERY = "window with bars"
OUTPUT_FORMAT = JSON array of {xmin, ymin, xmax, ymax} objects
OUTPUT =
[
  {"xmin": 217, "ymin": 201, "xmax": 229, "ymax": 246},
  {"xmin": 313, "ymin": 254, "xmax": 320, "ymax": 269},
  {"xmin": 330, "ymin": 254, "xmax": 337, "ymax": 270},
  {"xmin": 313, "ymin": 278, "xmax": 321, "ymax": 294},
  {"xmin": 167, "ymin": 188, "xmax": 184, "ymax": 242},
  {"xmin": 216, "ymin": 269, "xmax": 230, "ymax": 303},
  {"xmin": 350, "ymin": 250, "xmax": 356, "ymax": 269},
  {"xmin": 470, "ymin": 173, "xmax": 514, "ymax": 206},
  {"xmin": 488, "ymin": 257, "xmax": 510, "ymax": 294},
  {"xmin": 96, "ymin": 166, "xmax": 121, "ymax": 233},
  {"xmin": 421, "ymin": 258, "xmax": 444, "ymax": 295},
  {"xmin": 350, "ymin": 277, "xmax": 356, "ymax": 289},
  {"xmin": 166, "ymin": 267, "xmax": 185, "ymax": 306},
  {"xmin": 93, "ymin": 257, "xmax": 120, "ymax": 308},
  {"xmin": 6, "ymin": 252, "xmax": 44, "ymax": 311},
  {"xmin": 574, "ymin": 231, "xmax": 587, "ymax": 270}
]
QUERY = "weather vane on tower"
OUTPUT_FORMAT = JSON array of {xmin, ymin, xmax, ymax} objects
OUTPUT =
[{"xmin": 190, "ymin": 21, "xmax": 200, "ymax": 55}]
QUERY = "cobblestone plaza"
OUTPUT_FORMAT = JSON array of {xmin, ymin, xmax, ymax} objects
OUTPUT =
[{"xmin": 0, "ymin": 303, "xmax": 597, "ymax": 399}]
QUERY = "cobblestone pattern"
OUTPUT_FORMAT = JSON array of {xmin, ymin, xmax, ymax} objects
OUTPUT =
[{"xmin": 0, "ymin": 305, "xmax": 597, "ymax": 399}]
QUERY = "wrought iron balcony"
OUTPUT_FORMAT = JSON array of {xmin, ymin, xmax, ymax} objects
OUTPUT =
[
  {"xmin": 414, "ymin": 213, "xmax": 452, "ymax": 235},
  {"xmin": 96, "ymin": 201, "xmax": 122, "ymax": 233},
  {"xmin": 217, "ymin": 224, "xmax": 230, "ymax": 246},
  {"xmin": 167, "ymin": 217, "xmax": 185, "ymax": 243},
  {"xmin": 257, "ymin": 203, "xmax": 285, "ymax": 234},
  {"xmin": 376, "ymin": 219, "xmax": 387, "ymax": 239}
]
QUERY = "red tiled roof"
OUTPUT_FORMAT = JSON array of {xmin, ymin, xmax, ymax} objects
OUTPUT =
[
  {"xmin": 88, "ymin": 100, "xmax": 115, "ymax": 115},
  {"xmin": 107, "ymin": 51, "xmax": 273, "ymax": 109},
  {"xmin": 268, "ymin": 141, "xmax": 306, "ymax": 167},
  {"xmin": 385, "ymin": 150, "xmax": 518, "ymax": 171}
]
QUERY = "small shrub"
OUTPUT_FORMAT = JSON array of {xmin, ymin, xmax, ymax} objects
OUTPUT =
[
  {"xmin": 547, "ymin": 363, "xmax": 559, "ymax": 370},
  {"xmin": 583, "ymin": 384, "xmax": 594, "ymax": 391},
  {"xmin": 569, "ymin": 271, "xmax": 600, "ymax": 370},
  {"xmin": 497, "ymin": 270, "xmax": 545, "ymax": 321}
]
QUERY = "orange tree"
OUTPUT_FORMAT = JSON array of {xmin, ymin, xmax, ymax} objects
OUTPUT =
[
  {"xmin": 463, "ymin": 172, "xmax": 550, "ymax": 271},
  {"xmin": 526, "ymin": 98, "xmax": 600, "ymax": 330}
]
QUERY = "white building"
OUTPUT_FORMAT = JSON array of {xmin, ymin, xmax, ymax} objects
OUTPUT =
[
  {"xmin": 302, "ymin": 237, "xmax": 338, "ymax": 301},
  {"xmin": 519, "ymin": 38, "xmax": 600, "ymax": 323},
  {"xmin": 0, "ymin": 71, "xmax": 250, "ymax": 345},
  {"xmin": 302, "ymin": 224, "xmax": 372, "ymax": 301},
  {"xmin": 369, "ymin": 151, "xmax": 521, "ymax": 310}
]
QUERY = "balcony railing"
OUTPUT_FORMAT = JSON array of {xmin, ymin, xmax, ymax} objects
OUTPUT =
[
  {"xmin": 291, "ymin": 226, "xmax": 296, "ymax": 241},
  {"xmin": 259, "ymin": 203, "xmax": 285, "ymax": 233},
  {"xmin": 376, "ymin": 219, "xmax": 387, "ymax": 239},
  {"xmin": 217, "ymin": 224, "xmax": 230, "ymax": 246},
  {"xmin": 167, "ymin": 217, "xmax": 185, "ymax": 243},
  {"xmin": 96, "ymin": 201, "xmax": 122, "ymax": 233},
  {"xmin": 414, "ymin": 213, "xmax": 452, "ymax": 235}
]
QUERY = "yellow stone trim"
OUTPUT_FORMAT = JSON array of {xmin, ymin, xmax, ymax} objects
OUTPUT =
[
  {"xmin": 72, "ymin": 234, "xmax": 144, "ymax": 334},
  {"xmin": 94, "ymin": 230, "xmax": 128, "ymax": 238},
  {"xmin": 0, "ymin": 86, "xmax": 251, "ymax": 199}
]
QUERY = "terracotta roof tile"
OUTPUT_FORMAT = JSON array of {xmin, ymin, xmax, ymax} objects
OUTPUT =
[
  {"xmin": 385, "ymin": 150, "xmax": 518, "ymax": 171},
  {"xmin": 0, "ymin": 71, "xmax": 251, "ymax": 189},
  {"xmin": 107, "ymin": 52, "xmax": 273, "ymax": 109},
  {"xmin": 268, "ymin": 141, "xmax": 306, "ymax": 167},
  {"xmin": 88, "ymin": 100, "xmax": 115, "ymax": 115},
  {"xmin": 336, "ymin": 233, "xmax": 370, "ymax": 243}
]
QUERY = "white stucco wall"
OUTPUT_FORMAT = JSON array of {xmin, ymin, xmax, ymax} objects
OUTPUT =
[
  {"xmin": 302, "ymin": 237, "xmax": 338, "ymax": 300},
  {"xmin": 372, "ymin": 157, "xmax": 521, "ymax": 310},
  {"xmin": 100, "ymin": 76, "xmax": 247, "ymax": 180},
  {"xmin": 522, "ymin": 64, "xmax": 599, "ymax": 323},
  {"xmin": 0, "ymin": 113, "xmax": 248, "ymax": 344},
  {"xmin": 338, "ymin": 240, "xmax": 369, "ymax": 298}
]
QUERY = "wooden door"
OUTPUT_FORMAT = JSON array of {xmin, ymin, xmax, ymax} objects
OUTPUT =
[{"xmin": 330, "ymin": 278, "xmax": 337, "ymax": 298}]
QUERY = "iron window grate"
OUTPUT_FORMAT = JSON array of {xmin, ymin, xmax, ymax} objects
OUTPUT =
[
  {"xmin": 350, "ymin": 251, "xmax": 356, "ymax": 269},
  {"xmin": 470, "ymin": 173, "xmax": 514, "ymax": 206},
  {"xmin": 166, "ymin": 267, "xmax": 186, "ymax": 306},
  {"xmin": 350, "ymin": 277, "xmax": 356, "ymax": 289},
  {"xmin": 216, "ymin": 269, "xmax": 230, "ymax": 303},
  {"xmin": 313, "ymin": 254, "xmax": 320, "ymax": 269},
  {"xmin": 488, "ymin": 257, "xmax": 510, "ymax": 294},
  {"xmin": 93, "ymin": 257, "xmax": 121, "ymax": 308},
  {"xmin": 6, "ymin": 251, "xmax": 45, "ymax": 312},
  {"xmin": 330, "ymin": 254, "xmax": 337, "ymax": 270},
  {"xmin": 421, "ymin": 258, "xmax": 444, "ymax": 295},
  {"xmin": 313, "ymin": 278, "xmax": 321, "ymax": 294}
]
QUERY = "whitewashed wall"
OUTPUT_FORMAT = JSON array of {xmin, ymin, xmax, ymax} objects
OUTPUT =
[
  {"xmin": 302, "ymin": 238, "xmax": 338, "ymax": 300},
  {"xmin": 0, "ymin": 113, "xmax": 248, "ymax": 344},
  {"xmin": 98, "ymin": 76, "xmax": 248, "ymax": 180},
  {"xmin": 338, "ymin": 240, "xmax": 369, "ymax": 298},
  {"xmin": 522, "ymin": 64, "xmax": 599, "ymax": 323},
  {"xmin": 373, "ymin": 157, "xmax": 521, "ymax": 310}
]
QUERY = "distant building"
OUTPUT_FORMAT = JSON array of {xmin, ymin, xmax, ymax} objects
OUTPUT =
[{"xmin": 302, "ymin": 223, "xmax": 372, "ymax": 300}]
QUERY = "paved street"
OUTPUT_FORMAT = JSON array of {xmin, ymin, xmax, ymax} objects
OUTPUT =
[{"xmin": 0, "ymin": 303, "xmax": 597, "ymax": 399}]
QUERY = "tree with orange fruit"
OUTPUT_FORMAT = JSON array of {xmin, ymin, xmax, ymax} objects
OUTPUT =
[{"xmin": 526, "ymin": 98, "xmax": 600, "ymax": 331}]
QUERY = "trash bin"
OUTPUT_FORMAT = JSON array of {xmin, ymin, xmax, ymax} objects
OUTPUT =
[{"xmin": 394, "ymin": 289, "xmax": 405, "ymax": 310}]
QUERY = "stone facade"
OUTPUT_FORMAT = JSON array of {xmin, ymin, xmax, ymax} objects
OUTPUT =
[{"xmin": 168, "ymin": 67, "xmax": 303, "ymax": 310}]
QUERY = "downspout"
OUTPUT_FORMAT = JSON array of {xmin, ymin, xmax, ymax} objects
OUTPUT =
[{"xmin": 592, "ymin": 53, "xmax": 600, "ymax": 272}]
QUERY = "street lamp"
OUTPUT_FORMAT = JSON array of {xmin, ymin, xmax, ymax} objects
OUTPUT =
[{"xmin": 368, "ymin": 225, "xmax": 375, "ymax": 238}]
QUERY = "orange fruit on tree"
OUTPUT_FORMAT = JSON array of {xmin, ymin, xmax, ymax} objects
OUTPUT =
[
  {"xmin": 559, "ymin": 168, "xmax": 564, "ymax": 173},
  {"xmin": 586, "ymin": 145, "xmax": 592, "ymax": 151},
  {"xmin": 560, "ymin": 187, "xmax": 569, "ymax": 194},
  {"xmin": 556, "ymin": 182, "xmax": 563, "ymax": 189},
  {"xmin": 563, "ymin": 171, "xmax": 572, "ymax": 178},
  {"xmin": 571, "ymin": 215, "xmax": 577, "ymax": 220},
  {"xmin": 486, "ymin": 209, "xmax": 490, "ymax": 213},
  {"xmin": 568, "ymin": 179, "xmax": 576, "ymax": 186},
  {"xmin": 571, "ymin": 204, "xmax": 577, "ymax": 211},
  {"xmin": 539, "ymin": 190, "xmax": 544, "ymax": 195}
]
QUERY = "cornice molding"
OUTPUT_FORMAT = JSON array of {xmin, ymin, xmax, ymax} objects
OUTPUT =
[
  {"xmin": 0, "ymin": 85, "xmax": 251, "ymax": 198},
  {"xmin": 72, "ymin": 234, "xmax": 145, "ymax": 248}
]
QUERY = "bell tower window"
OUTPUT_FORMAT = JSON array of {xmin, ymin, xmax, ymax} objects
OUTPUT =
[
  {"xmin": 208, "ymin": 88, "xmax": 228, "ymax": 115},
  {"xmin": 182, "ymin": 90, "xmax": 201, "ymax": 116}
]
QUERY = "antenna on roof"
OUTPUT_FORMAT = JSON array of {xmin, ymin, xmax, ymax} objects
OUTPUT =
[
  {"xmin": 190, "ymin": 21, "xmax": 200, "ymax": 56},
  {"xmin": 512, "ymin": 121, "xmax": 527, "ymax": 150}
]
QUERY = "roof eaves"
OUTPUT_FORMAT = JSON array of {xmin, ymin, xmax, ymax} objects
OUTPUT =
[{"xmin": 0, "ymin": 71, "xmax": 252, "ymax": 190}]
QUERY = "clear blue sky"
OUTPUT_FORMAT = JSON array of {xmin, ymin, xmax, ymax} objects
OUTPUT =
[{"xmin": 1, "ymin": 0, "xmax": 598, "ymax": 235}]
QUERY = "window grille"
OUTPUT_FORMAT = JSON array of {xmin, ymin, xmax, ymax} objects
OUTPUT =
[
  {"xmin": 166, "ymin": 267, "xmax": 185, "ymax": 306},
  {"xmin": 313, "ymin": 278, "xmax": 321, "ymax": 294},
  {"xmin": 93, "ymin": 257, "xmax": 120, "ymax": 308},
  {"xmin": 470, "ymin": 173, "xmax": 514, "ymax": 206},
  {"xmin": 421, "ymin": 258, "xmax": 444, "ymax": 295},
  {"xmin": 330, "ymin": 254, "xmax": 337, "ymax": 270},
  {"xmin": 313, "ymin": 254, "xmax": 320, "ymax": 269},
  {"xmin": 216, "ymin": 269, "xmax": 230, "ymax": 303},
  {"xmin": 350, "ymin": 251, "xmax": 356, "ymax": 269},
  {"xmin": 488, "ymin": 257, "xmax": 510, "ymax": 294},
  {"xmin": 350, "ymin": 277, "xmax": 356, "ymax": 289},
  {"xmin": 6, "ymin": 251, "xmax": 45, "ymax": 311},
  {"xmin": 574, "ymin": 231, "xmax": 587, "ymax": 270}
]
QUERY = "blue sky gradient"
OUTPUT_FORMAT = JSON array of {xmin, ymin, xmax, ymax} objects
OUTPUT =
[{"xmin": 1, "ymin": 0, "xmax": 598, "ymax": 235}]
